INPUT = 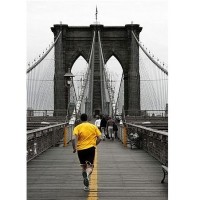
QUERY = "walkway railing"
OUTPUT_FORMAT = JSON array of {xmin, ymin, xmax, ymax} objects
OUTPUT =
[
  {"xmin": 118, "ymin": 123, "xmax": 168, "ymax": 165},
  {"xmin": 27, "ymin": 123, "xmax": 74, "ymax": 162},
  {"xmin": 27, "ymin": 117, "xmax": 167, "ymax": 166}
]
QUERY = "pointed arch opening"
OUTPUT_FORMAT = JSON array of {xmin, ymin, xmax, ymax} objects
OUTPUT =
[
  {"xmin": 106, "ymin": 55, "xmax": 123, "ymax": 102},
  {"xmin": 71, "ymin": 55, "xmax": 88, "ymax": 99}
]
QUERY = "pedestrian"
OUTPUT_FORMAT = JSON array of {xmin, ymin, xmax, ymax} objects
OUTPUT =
[
  {"xmin": 94, "ymin": 116, "xmax": 101, "ymax": 131},
  {"xmin": 106, "ymin": 116, "xmax": 115, "ymax": 140},
  {"xmin": 100, "ymin": 115, "xmax": 107, "ymax": 140},
  {"xmin": 72, "ymin": 113, "xmax": 102, "ymax": 191},
  {"xmin": 113, "ymin": 121, "xmax": 118, "ymax": 139}
]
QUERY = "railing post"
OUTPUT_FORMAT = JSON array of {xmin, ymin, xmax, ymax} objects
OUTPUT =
[
  {"xmin": 52, "ymin": 127, "xmax": 56, "ymax": 147},
  {"xmin": 123, "ymin": 126, "xmax": 127, "ymax": 147},
  {"xmin": 63, "ymin": 125, "xmax": 68, "ymax": 147},
  {"xmin": 68, "ymin": 124, "xmax": 73, "ymax": 141},
  {"xmin": 119, "ymin": 120, "xmax": 123, "ymax": 142}
]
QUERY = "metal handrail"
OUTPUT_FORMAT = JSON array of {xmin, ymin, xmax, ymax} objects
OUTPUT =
[
  {"xmin": 118, "ymin": 122, "xmax": 168, "ymax": 164},
  {"xmin": 27, "ymin": 122, "xmax": 66, "ymax": 135},
  {"xmin": 126, "ymin": 123, "xmax": 168, "ymax": 136},
  {"xmin": 27, "ymin": 122, "xmax": 70, "ymax": 162}
]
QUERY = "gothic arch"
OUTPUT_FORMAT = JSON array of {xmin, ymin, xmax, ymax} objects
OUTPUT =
[
  {"xmin": 52, "ymin": 24, "xmax": 142, "ymax": 116},
  {"xmin": 68, "ymin": 50, "xmax": 88, "ymax": 70},
  {"xmin": 105, "ymin": 51, "xmax": 124, "ymax": 69}
]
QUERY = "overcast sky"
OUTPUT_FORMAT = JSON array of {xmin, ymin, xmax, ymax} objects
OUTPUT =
[{"xmin": 27, "ymin": 0, "xmax": 168, "ymax": 64}]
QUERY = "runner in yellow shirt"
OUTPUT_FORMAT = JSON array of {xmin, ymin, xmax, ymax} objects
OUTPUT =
[{"xmin": 72, "ymin": 113, "xmax": 101, "ymax": 191}]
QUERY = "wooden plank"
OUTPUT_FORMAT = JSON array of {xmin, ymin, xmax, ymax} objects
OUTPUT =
[{"xmin": 27, "ymin": 139, "xmax": 168, "ymax": 200}]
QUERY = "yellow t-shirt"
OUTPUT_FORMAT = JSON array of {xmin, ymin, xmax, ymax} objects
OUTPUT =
[{"xmin": 73, "ymin": 122, "xmax": 101, "ymax": 150}]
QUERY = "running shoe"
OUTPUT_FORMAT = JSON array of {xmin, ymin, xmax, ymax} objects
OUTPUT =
[
  {"xmin": 83, "ymin": 186, "xmax": 90, "ymax": 191},
  {"xmin": 85, "ymin": 161, "xmax": 92, "ymax": 166},
  {"xmin": 82, "ymin": 171, "xmax": 89, "ymax": 187}
]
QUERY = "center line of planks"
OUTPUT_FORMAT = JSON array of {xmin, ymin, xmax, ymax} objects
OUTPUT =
[{"xmin": 87, "ymin": 148, "xmax": 98, "ymax": 200}]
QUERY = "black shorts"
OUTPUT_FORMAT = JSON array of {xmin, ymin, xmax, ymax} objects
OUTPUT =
[{"xmin": 77, "ymin": 146, "xmax": 95, "ymax": 165}]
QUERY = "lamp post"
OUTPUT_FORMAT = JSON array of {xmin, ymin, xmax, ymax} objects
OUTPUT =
[
  {"xmin": 64, "ymin": 71, "xmax": 75, "ymax": 88},
  {"xmin": 64, "ymin": 69, "xmax": 75, "ymax": 118},
  {"xmin": 63, "ymin": 69, "xmax": 74, "ymax": 147}
]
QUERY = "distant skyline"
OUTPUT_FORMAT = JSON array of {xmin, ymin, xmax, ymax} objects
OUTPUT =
[{"xmin": 27, "ymin": 0, "xmax": 168, "ymax": 64}]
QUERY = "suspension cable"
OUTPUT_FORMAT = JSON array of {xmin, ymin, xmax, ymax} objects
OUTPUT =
[
  {"xmin": 97, "ymin": 31, "xmax": 106, "ymax": 113},
  {"xmin": 26, "ymin": 31, "xmax": 62, "ymax": 74},
  {"xmin": 115, "ymin": 74, "xmax": 124, "ymax": 115},
  {"xmin": 98, "ymin": 31, "xmax": 115, "ymax": 113},
  {"xmin": 132, "ymin": 31, "xmax": 168, "ymax": 76},
  {"xmin": 76, "ymin": 31, "xmax": 96, "ymax": 114}
]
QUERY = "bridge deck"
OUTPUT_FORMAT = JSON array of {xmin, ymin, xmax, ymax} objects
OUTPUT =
[{"xmin": 27, "ymin": 140, "xmax": 168, "ymax": 200}]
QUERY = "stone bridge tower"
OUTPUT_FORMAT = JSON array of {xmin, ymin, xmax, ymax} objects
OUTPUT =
[{"xmin": 51, "ymin": 23, "xmax": 142, "ymax": 116}]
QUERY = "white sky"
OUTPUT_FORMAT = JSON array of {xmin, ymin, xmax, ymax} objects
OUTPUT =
[{"xmin": 27, "ymin": 0, "xmax": 168, "ymax": 64}]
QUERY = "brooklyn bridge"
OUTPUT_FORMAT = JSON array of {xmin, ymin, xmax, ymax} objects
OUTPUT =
[{"xmin": 26, "ymin": 20, "xmax": 168, "ymax": 200}]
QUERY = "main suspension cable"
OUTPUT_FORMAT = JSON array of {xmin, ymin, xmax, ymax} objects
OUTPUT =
[
  {"xmin": 132, "ymin": 31, "xmax": 168, "ymax": 75},
  {"xmin": 26, "ymin": 31, "xmax": 62, "ymax": 74}
]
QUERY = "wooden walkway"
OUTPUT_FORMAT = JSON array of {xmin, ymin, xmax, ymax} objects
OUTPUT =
[{"xmin": 27, "ymin": 139, "xmax": 168, "ymax": 200}]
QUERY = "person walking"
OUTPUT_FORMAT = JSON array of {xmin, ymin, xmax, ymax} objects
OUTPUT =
[
  {"xmin": 100, "ymin": 115, "xmax": 107, "ymax": 140},
  {"xmin": 72, "ymin": 113, "xmax": 102, "ymax": 191},
  {"xmin": 106, "ymin": 116, "xmax": 115, "ymax": 140},
  {"xmin": 94, "ymin": 116, "xmax": 101, "ymax": 131},
  {"xmin": 113, "ymin": 121, "xmax": 118, "ymax": 139}
]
